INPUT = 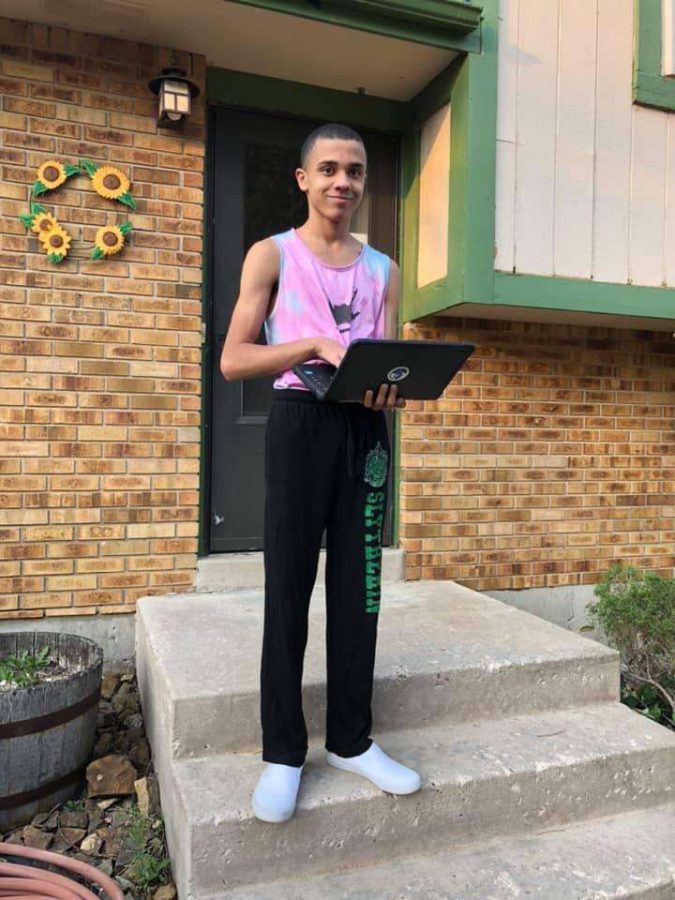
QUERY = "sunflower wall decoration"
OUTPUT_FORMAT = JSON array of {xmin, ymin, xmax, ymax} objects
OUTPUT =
[{"xmin": 19, "ymin": 158, "xmax": 135, "ymax": 264}]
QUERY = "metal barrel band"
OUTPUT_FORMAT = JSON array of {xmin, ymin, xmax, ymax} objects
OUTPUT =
[
  {"xmin": 0, "ymin": 685, "xmax": 100, "ymax": 739},
  {"xmin": 0, "ymin": 763, "xmax": 87, "ymax": 811}
]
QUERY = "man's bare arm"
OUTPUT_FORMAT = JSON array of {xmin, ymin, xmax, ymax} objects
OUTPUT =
[{"xmin": 220, "ymin": 240, "xmax": 345, "ymax": 381}]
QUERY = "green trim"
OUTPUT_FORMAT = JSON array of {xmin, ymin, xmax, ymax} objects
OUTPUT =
[
  {"xmin": 457, "ymin": 8, "xmax": 498, "ymax": 307},
  {"xmin": 228, "ymin": 0, "xmax": 482, "ymax": 51},
  {"xmin": 407, "ymin": 55, "xmax": 463, "ymax": 125},
  {"xmin": 634, "ymin": 0, "xmax": 675, "ymax": 112},
  {"xmin": 207, "ymin": 68, "xmax": 407, "ymax": 132},
  {"xmin": 400, "ymin": 130, "xmax": 421, "ymax": 309},
  {"xmin": 198, "ymin": 110, "xmax": 216, "ymax": 557},
  {"xmin": 400, "ymin": 0, "xmax": 498, "ymax": 322},
  {"xmin": 493, "ymin": 271, "xmax": 675, "ymax": 321}
]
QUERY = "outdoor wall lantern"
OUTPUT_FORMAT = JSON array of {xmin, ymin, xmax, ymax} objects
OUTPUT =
[{"xmin": 148, "ymin": 66, "xmax": 200, "ymax": 127}]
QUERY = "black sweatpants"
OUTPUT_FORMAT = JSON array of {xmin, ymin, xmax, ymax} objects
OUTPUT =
[{"xmin": 260, "ymin": 388, "xmax": 391, "ymax": 767}]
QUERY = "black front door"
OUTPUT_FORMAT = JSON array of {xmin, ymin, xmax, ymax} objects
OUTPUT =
[{"xmin": 207, "ymin": 107, "xmax": 399, "ymax": 552}]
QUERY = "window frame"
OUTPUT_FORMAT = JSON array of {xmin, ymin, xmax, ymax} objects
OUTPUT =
[{"xmin": 634, "ymin": 0, "xmax": 675, "ymax": 112}]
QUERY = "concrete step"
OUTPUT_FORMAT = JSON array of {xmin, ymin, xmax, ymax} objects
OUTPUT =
[
  {"xmin": 194, "ymin": 547, "xmax": 405, "ymax": 592},
  {"xmin": 136, "ymin": 580, "xmax": 619, "ymax": 760},
  {"xmin": 211, "ymin": 801, "xmax": 675, "ymax": 899},
  {"xmin": 157, "ymin": 702, "xmax": 675, "ymax": 896}
]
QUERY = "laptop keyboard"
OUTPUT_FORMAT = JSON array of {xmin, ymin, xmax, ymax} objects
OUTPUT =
[{"xmin": 296, "ymin": 364, "xmax": 336, "ymax": 395}]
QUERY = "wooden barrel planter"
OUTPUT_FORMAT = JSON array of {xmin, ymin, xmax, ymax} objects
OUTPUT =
[{"xmin": 0, "ymin": 632, "xmax": 103, "ymax": 832}]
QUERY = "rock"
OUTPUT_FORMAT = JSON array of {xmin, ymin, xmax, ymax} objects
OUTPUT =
[
  {"xmin": 153, "ymin": 885, "xmax": 177, "ymax": 900},
  {"xmin": 93, "ymin": 731, "xmax": 115, "ymax": 758},
  {"xmin": 108, "ymin": 807, "xmax": 131, "ymax": 830},
  {"xmin": 119, "ymin": 669, "xmax": 134, "ymax": 683},
  {"xmin": 87, "ymin": 755, "xmax": 137, "ymax": 798},
  {"xmin": 60, "ymin": 810, "xmax": 88, "ymax": 830},
  {"xmin": 97, "ymin": 798, "xmax": 118, "ymax": 811},
  {"xmin": 96, "ymin": 859, "xmax": 114, "ymax": 878},
  {"xmin": 123, "ymin": 713, "xmax": 144, "ymax": 730},
  {"xmin": 36, "ymin": 809, "xmax": 60, "ymax": 830},
  {"xmin": 101, "ymin": 672, "xmax": 120, "ymax": 700},
  {"xmin": 30, "ymin": 811, "xmax": 53, "ymax": 827},
  {"xmin": 5, "ymin": 830, "xmax": 23, "ymax": 845},
  {"xmin": 22, "ymin": 826, "xmax": 52, "ymax": 850},
  {"xmin": 80, "ymin": 833, "xmax": 102, "ymax": 855},
  {"xmin": 134, "ymin": 777, "xmax": 152, "ymax": 817},
  {"xmin": 51, "ymin": 828, "xmax": 86, "ymax": 852},
  {"xmin": 133, "ymin": 776, "xmax": 160, "ymax": 817},
  {"xmin": 112, "ymin": 683, "xmax": 134, "ymax": 715},
  {"xmin": 61, "ymin": 827, "xmax": 87, "ymax": 845},
  {"xmin": 116, "ymin": 839, "xmax": 137, "ymax": 868},
  {"xmin": 129, "ymin": 737, "xmax": 150, "ymax": 771},
  {"xmin": 86, "ymin": 805, "xmax": 104, "ymax": 831},
  {"xmin": 100, "ymin": 826, "xmax": 123, "ymax": 859}
]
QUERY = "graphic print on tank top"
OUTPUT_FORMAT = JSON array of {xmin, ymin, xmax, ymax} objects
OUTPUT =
[
  {"xmin": 264, "ymin": 228, "xmax": 391, "ymax": 391},
  {"xmin": 329, "ymin": 286, "xmax": 359, "ymax": 335}
]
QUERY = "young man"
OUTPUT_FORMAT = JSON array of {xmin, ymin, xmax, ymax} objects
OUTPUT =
[{"xmin": 220, "ymin": 123, "xmax": 422, "ymax": 824}]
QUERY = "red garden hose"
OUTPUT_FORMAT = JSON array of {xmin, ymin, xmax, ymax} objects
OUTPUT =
[{"xmin": 0, "ymin": 842, "xmax": 124, "ymax": 900}]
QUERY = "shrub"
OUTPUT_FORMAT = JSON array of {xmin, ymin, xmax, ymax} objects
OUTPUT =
[{"xmin": 585, "ymin": 563, "xmax": 674, "ymax": 724}]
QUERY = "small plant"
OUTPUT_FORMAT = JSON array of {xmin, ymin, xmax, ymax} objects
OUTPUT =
[
  {"xmin": 0, "ymin": 645, "xmax": 52, "ymax": 688},
  {"xmin": 119, "ymin": 803, "xmax": 171, "ymax": 895},
  {"xmin": 586, "ymin": 563, "xmax": 675, "ymax": 726}
]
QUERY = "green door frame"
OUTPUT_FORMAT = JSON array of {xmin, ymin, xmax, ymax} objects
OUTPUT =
[{"xmin": 199, "ymin": 70, "xmax": 421, "ymax": 555}]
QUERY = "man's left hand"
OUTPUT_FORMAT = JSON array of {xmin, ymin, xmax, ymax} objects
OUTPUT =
[{"xmin": 363, "ymin": 383, "xmax": 406, "ymax": 411}]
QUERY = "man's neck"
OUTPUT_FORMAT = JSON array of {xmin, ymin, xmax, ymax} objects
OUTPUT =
[{"xmin": 297, "ymin": 209, "xmax": 353, "ymax": 248}]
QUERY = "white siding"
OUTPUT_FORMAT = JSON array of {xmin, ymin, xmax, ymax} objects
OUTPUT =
[
  {"xmin": 495, "ymin": 0, "xmax": 675, "ymax": 288},
  {"xmin": 512, "ymin": 0, "xmax": 559, "ymax": 275}
]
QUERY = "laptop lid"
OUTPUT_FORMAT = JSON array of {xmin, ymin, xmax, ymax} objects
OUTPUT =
[{"xmin": 293, "ymin": 339, "xmax": 475, "ymax": 402}]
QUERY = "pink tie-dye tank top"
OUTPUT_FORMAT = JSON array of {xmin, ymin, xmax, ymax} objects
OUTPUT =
[{"xmin": 264, "ymin": 228, "xmax": 391, "ymax": 391}]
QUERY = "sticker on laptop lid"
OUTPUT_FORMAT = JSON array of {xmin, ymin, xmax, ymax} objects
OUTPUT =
[{"xmin": 387, "ymin": 366, "xmax": 410, "ymax": 382}]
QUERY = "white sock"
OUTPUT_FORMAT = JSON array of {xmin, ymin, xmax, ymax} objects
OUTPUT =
[
  {"xmin": 252, "ymin": 762, "xmax": 304, "ymax": 823},
  {"xmin": 326, "ymin": 741, "xmax": 422, "ymax": 795}
]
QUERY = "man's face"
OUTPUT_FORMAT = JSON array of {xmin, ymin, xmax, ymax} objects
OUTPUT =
[{"xmin": 296, "ymin": 138, "xmax": 367, "ymax": 223}]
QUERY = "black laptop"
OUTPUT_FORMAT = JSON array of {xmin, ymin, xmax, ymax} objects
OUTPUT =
[{"xmin": 292, "ymin": 339, "xmax": 475, "ymax": 402}]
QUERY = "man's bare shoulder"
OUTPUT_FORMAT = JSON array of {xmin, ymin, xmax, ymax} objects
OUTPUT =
[{"xmin": 244, "ymin": 237, "xmax": 280, "ymax": 279}]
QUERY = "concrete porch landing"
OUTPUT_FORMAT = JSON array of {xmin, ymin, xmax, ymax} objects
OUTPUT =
[{"xmin": 136, "ymin": 580, "xmax": 675, "ymax": 898}]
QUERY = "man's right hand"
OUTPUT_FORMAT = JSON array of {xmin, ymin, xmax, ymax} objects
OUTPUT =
[{"xmin": 314, "ymin": 337, "xmax": 346, "ymax": 368}]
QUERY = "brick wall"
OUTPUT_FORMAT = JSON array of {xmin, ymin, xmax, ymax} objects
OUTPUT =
[
  {"xmin": 0, "ymin": 18, "xmax": 205, "ymax": 620},
  {"xmin": 400, "ymin": 318, "xmax": 675, "ymax": 590}
]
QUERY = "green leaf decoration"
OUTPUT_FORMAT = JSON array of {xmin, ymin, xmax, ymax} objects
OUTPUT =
[
  {"xmin": 19, "ymin": 213, "xmax": 35, "ymax": 228},
  {"xmin": 31, "ymin": 202, "xmax": 46, "ymax": 215},
  {"xmin": 32, "ymin": 181, "xmax": 49, "ymax": 196},
  {"xmin": 47, "ymin": 253, "xmax": 65, "ymax": 264},
  {"xmin": 64, "ymin": 163, "xmax": 83, "ymax": 177},
  {"xmin": 79, "ymin": 158, "xmax": 99, "ymax": 178},
  {"xmin": 119, "ymin": 221, "xmax": 133, "ymax": 235},
  {"xmin": 118, "ymin": 192, "xmax": 137, "ymax": 210},
  {"xmin": 91, "ymin": 247, "xmax": 105, "ymax": 260}
]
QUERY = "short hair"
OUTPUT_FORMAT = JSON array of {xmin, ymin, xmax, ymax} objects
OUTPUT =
[{"xmin": 300, "ymin": 123, "xmax": 366, "ymax": 169}]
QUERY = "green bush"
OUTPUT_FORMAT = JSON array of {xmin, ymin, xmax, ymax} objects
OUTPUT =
[{"xmin": 585, "ymin": 563, "xmax": 675, "ymax": 726}]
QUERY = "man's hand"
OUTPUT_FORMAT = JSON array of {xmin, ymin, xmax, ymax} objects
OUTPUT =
[
  {"xmin": 363, "ymin": 383, "xmax": 406, "ymax": 411},
  {"xmin": 314, "ymin": 337, "xmax": 347, "ymax": 368}
]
